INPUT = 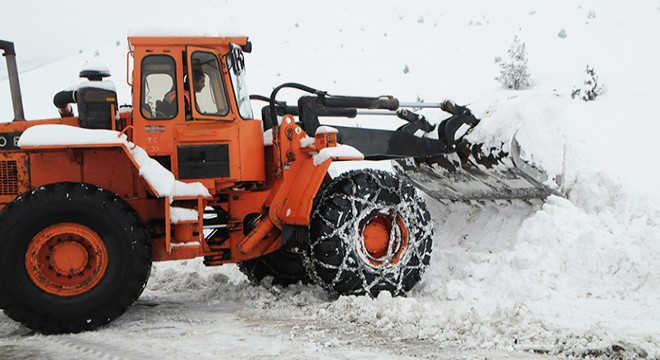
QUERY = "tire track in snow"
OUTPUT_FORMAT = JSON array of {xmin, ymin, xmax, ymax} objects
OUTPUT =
[{"xmin": 43, "ymin": 336, "xmax": 154, "ymax": 360}]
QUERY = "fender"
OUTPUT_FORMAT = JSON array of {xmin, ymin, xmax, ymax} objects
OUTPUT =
[
  {"xmin": 267, "ymin": 117, "xmax": 363, "ymax": 227},
  {"xmin": 14, "ymin": 126, "xmax": 166, "ymax": 225},
  {"xmin": 236, "ymin": 117, "xmax": 363, "ymax": 255}
]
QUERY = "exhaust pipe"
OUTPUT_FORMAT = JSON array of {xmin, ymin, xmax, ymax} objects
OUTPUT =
[{"xmin": 0, "ymin": 40, "xmax": 25, "ymax": 121}]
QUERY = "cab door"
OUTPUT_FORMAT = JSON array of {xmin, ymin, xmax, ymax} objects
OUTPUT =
[
  {"xmin": 185, "ymin": 47, "xmax": 235, "ymax": 122},
  {"xmin": 170, "ymin": 47, "xmax": 237, "ymax": 183},
  {"xmin": 133, "ymin": 49, "xmax": 186, "ymax": 168}
]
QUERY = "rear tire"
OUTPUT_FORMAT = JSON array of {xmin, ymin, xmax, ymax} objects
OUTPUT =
[
  {"xmin": 307, "ymin": 169, "xmax": 433, "ymax": 296},
  {"xmin": 238, "ymin": 248, "xmax": 312, "ymax": 286},
  {"xmin": 0, "ymin": 183, "xmax": 151, "ymax": 334}
]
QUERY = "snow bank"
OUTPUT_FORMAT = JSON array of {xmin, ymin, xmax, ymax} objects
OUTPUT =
[{"xmin": 467, "ymin": 91, "xmax": 568, "ymax": 179}]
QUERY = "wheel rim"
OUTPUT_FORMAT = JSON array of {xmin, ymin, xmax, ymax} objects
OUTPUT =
[
  {"xmin": 359, "ymin": 210, "xmax": 409, "ymax": 267},
  {"xmin": 25, "ymin": 223, "xmax": 108, "ymax": 297}
]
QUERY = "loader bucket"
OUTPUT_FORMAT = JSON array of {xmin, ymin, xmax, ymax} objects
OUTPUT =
[{"xmin": 393, "ymin": 135, "xmax": 562, "ymax": 202}]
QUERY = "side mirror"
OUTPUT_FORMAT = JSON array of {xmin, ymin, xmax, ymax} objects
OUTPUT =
[{"xmin": 229, "ymin": 44, "xmax": 245, "ymax": 76}]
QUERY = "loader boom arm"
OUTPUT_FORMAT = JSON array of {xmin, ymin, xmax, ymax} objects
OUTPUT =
[
  {"xmin": 259, "ymin": 83, "xmax": 477, "ymax": 160},
  {"xmin": 255, "ymin": 82, "xmax": 562, "ymax": 201}
]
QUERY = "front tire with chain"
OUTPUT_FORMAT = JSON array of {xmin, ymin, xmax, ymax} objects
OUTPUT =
[
  {"xmin": 307, "ymin": 169, "xmax": 433, "ymax": 297},
  {"xmin": 0, "ymin": 183, "xmax": 152, "ymax": 334}
]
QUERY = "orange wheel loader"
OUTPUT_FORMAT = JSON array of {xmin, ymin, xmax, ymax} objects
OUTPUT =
[{"xmin": 0, "ymin": 37, "xmax": 558, "ymax": 334}]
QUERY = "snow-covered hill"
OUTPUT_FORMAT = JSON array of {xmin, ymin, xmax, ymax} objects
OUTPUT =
[{"xmin": 1, "ymin": 0, "xmax": 659, "ymax": 359}]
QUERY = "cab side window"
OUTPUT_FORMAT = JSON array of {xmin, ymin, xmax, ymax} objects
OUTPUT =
[{"xmin": 141, "ymin": 55, "xmax": 177, "ymax": 119}]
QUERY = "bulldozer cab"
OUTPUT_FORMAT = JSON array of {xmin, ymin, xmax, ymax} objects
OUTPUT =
[{"xmin": 127, "ymin": 37, "xmax": 264, "ymax": 185}]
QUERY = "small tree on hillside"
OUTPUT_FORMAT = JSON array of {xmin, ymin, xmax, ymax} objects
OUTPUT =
[
  {"xmin": 497, "ymin": 36, "xmax": 531, "ymax": 90},
  {"xmin": 571, "ymin": 66, "xmax": 606, "ymax": 101}
]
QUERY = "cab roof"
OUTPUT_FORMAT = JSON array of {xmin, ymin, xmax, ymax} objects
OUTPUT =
[{"xmin": 128, "ymin": 36, "xmax": 249, "ymax": 50}]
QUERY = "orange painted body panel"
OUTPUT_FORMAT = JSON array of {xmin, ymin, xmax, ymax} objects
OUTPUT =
[
  {"xmin": 152, "ymin": 239, "xmax": 204, "ymax": 261},
  {"xmin": 126, "ymin": 198, "xmax": 165, "ymax": 225},
  {"xmin": 27, "ymin": 147, "xmax": 138, "ymax": 198},
  {"xmin": 237, "ymin": 121, "xmax": 267, "ymax": 182},
  {"xmin": 28, "ymin": 150, "xmax": 83, "ymax": 185},
  {"xmin": 171, "ymin": 120, "xmax": 265, "ymax": 183},
  {"xmin": 228, "ymin": 190, "xmax": 271, "ymax": 222},
  {"xmin": 0, "ymin": 117, "xmax": 78, "ymax": 133},
  {"xmin": 21, "ymin": 145, "xmax": 165, "ymax": 233},
  {"xmin": 82, "ymin": 149, "xmax": 139, "ymax": 198},
  {"xmin": 279, "ymin": 157, "xmax": 331, "ymax": 225}
]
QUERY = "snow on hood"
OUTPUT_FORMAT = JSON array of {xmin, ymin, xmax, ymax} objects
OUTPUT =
[
  {"xmin": 18, "ymin": 124, "xmax": 210, "ymax": 199},
  {"xmin": 18, "ymin": 124, "xmax": 127, "ymax": 146}
]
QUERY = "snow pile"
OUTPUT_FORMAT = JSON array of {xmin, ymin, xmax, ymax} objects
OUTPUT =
[
  {"xmin": 18, "ymin": 124, "xmax": 210, "ymax": 199},
  {"xmin": 466, "ymin": 91, "xmax": 568, "ymax": 179},
  {"xmin": 424, "ymin": 191, "xmax": 660, "ymax": 302}
]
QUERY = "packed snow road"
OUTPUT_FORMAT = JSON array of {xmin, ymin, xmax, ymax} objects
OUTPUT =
[
  {"xmin": 0, "ymin": 296, "xmax": 549, "ymax": 360},
  {"xmin": 0, "ymin": 285, "xmax": 559, "ymax": 359}
]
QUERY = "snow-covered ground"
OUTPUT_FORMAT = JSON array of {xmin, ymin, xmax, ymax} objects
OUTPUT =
[{"xmin": 1, "ymin": 0, "xmax": 659, "ymax": 359}]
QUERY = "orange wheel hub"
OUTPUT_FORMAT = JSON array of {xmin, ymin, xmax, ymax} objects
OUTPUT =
[
  {"xmin": 360, "ymin": 211, "xmax": 409, "ymax": 267},
  {"xmin": 25, "ymin": 223, "xmax": 108, "ymax": 297}
]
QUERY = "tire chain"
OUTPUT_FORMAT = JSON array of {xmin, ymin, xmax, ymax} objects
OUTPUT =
[{"xmin": 306, "ymin": 169, "xmax": 433, "ymax": 296}]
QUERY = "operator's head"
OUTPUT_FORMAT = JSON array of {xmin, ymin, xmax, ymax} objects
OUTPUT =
[{"xmin": 193, "ymin": 70, "xmax": 206, "ymax": 93}]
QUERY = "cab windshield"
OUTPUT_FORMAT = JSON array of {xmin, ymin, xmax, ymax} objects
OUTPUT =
[{"xmin": 227, "ymin": 45, "xmax": 253, "ymax": 119}]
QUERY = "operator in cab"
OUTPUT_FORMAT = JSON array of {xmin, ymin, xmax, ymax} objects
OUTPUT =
[{"xmin": 160, "ymin": 70, "xmax": 206, "ymax": 119}]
